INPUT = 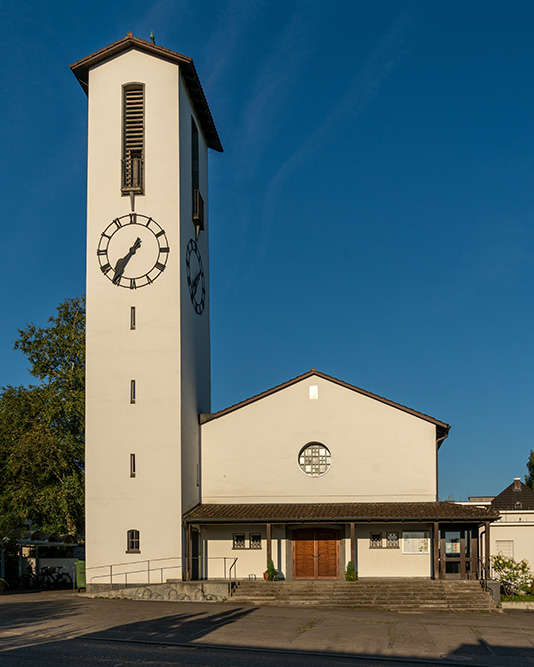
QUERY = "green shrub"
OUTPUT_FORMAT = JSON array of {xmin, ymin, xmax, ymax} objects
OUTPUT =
[
  {"xmin": 345, "ymin": 561, "xmax": 358, "ymax": 581},
  {"xmin": 264, "ymin": 558, "xmax": 279, "ymax": 581}
]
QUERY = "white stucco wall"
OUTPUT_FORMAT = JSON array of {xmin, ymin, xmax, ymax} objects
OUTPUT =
[
  {"xmin": 199, "ymin": 525, "xmax": 286, "ymax": 580},
  {"xmin": 201, "ymin": 375, "xmax": 439, "ymax": 503},
  {"xmin": 355, "ymin": 524, "xmax": 432, "ymax": 578},
  {"xmin": 490, "ymin": 511, "xmax": 534, "ymax": 570},
  {"xmin": 179, "ymin": 76, "xmax": 211, "ymax": 514},
  {"xmin": 198, "ymin": 522, "xmax": 432, "ymax": 579}
]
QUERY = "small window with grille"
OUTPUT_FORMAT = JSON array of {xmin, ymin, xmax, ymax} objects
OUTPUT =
[
  {"xmin": 127, "ymin": 529, "xmax": 140, "ymax": 553},
  {"xmin": 249, "ymin": 534, "xmax": 262, "ymax": 549},
  {"xmin": 233, "ymin": 534, "xmax": 245, "ymax": 549},
  {"xmin": 122, "ymin": 84, "xmax": 144, "ymax": 194},
  {"xmin": 370, "ymin": 532, "xmax": 382, "ymax": 549},
  {"xmin": 386, "ymin": 531, "xmax": 399, "ymax": 549},
  {"xmin": 297, "ymin": 442, "xmax": 332, "ymax": 477}
]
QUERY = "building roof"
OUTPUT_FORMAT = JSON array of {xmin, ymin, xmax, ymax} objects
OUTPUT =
[
  {"xmin": 200, "ymin": 369, "xmax": 450, "ymax": 442},
  {"xmin": 491, "ymin": 479, "xmax": 534, "ymax": 510},
  {"xmin": 184, "ymin": 501, "xmax": 498, "ymax": 523},
  {"xmin": 70, "ymin": 33, "xmax": 223, "ymax": 152}
]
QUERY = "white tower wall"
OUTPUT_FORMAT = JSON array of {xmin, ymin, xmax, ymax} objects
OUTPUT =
[{"xmin": 84, "ymin": 47, "xmax": 211, "ymax": 583}]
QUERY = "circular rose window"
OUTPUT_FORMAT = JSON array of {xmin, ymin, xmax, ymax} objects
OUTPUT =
[{"xmin": 298, "ymin": 442, "xmax": 332, "ymax": 477}]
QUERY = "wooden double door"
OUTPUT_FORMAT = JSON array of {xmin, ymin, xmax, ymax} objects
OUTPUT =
[{"xmin": 292, "ymin": 528, "xmax": 339, "ymax": 579}]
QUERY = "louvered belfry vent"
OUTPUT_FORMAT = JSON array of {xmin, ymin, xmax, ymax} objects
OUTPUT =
[{"xmin": 122, "ymin": 84, "xmax": 144, "ymax": 193}]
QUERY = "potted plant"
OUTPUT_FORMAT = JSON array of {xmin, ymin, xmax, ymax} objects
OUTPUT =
[
  {"xmin": 264, "ymin": 558, "xmax": 279, "ymax": 581},
  {"xmin": 345, "ymin": 561, "xmax": 358, "ymax": 581}
]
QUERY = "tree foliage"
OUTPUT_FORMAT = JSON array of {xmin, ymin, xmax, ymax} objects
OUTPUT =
[
  {"xmin": 526, "ymin": 450, "xmax": 534, "ymax": 490},
  {"xmin": 0, "ymin": 296, "xmax": 85, "ymax": 537}
]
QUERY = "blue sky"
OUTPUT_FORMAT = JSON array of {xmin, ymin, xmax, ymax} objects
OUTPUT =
[{"xmin": 1, "ymin": 0, "xmax": 534, "ymax": 500}]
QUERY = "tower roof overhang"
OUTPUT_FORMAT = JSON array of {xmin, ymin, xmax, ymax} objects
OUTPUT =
[{"xmin": 70, "ymin": 33, "xmax": 223, "ymax": 153}]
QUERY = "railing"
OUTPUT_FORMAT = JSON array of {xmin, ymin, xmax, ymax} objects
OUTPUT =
[
  {"xmin": 228, "ymin": 558, "xmax": 238, "ymax": 583},
  {"xmin": 87, "ymin": 556, "xmax": 238, "ymax": 587},
  {"xmin": 88, "ymin": 557, "xmax": 181, "ymax": 587}
]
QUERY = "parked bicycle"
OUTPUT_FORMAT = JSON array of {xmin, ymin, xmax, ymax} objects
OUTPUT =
[
  {"xmin": 38, "ymin": 565, "xmax": 73, "ymax": 589},
  {"xmin": 18, "ymin": 564, "xmax": 72, "ymax": 590}
]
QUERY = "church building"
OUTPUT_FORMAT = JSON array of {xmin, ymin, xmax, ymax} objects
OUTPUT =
[{"xmin": 71, "ymin": 35, "xmax": 497, "ymax": 588}]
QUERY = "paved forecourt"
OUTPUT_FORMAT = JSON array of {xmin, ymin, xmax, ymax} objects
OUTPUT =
[{"xmin": 0, "ymin": 591, "xmax": 533, "ymax": 666}]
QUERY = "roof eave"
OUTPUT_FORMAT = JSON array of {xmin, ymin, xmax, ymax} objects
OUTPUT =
[
  {"xmin": 70, "ymin": 34, "xmax": 223, "ymax": 152},
  {"xmin": 201, "ymin": 369, "xmax": 450, "ymax": 430}
]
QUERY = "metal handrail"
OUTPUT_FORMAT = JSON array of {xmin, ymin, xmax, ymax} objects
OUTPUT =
[
  {"xmin": 87, "ymin": 556, "xmax": 238, "ymax": 586},
  {"xmin": 228, "ymin": 558, "xmax": 238, "ymax": 583},
  {"xmin": 87, "ymin": 556, "xmax": 181, "ymax": 586}
]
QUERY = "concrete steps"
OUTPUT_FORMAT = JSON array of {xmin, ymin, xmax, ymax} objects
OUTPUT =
[{"xmin": 228, "ymin": 580, "xmax": 497, "ymax": 611}]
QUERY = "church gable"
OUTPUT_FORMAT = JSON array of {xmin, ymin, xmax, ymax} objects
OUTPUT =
[
  {"xmin": 201, "ymin": 371, "xmax": 445, "ymax": 505},
  {"xmin": 202, "ymin": 369, "xmax": 449, "ymax": 434}
]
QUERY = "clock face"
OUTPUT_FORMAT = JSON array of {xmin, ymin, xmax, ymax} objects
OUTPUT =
[
  {"xmin": 185, "ymin": 239, "xmax": 205, "ymax": 314},
  {"xmin": 97, "ymin": 214, "xmax": 170, "ymax": 289}
]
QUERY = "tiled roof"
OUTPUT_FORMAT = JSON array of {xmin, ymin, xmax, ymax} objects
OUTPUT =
[
  {"xmin": 200, "ymin": 369, "xmax": 450, "ymax": 442},
  {"xmin": 70, "ymin": 33, "xmax": 222, "ymax": 152},
  {"xmin": 491, "ymin": 480, "xmax": 534, "ymax": 510},
  {"xmin": 184, "ymin": 502, "xmax": 498, "ymax": 523}
]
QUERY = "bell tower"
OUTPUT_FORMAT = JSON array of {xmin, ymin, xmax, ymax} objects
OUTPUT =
[{"xmin": 71, "ymin": 34, "xmax": 222, "ymax": 582}]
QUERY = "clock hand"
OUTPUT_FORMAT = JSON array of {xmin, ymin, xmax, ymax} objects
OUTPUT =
[
  {"xmin": 112, "ymin": 237, "xmax": 142, "ymax": 284},
  {"xmin": 191, "ymin": 270, "xmax": 202, "ymax": 296}
]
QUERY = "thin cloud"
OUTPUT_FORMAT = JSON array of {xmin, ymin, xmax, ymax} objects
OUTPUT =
[
  {"xmin": 252, "ymin": 10, "xmax": 415, "ymax": 269},
  {"xmin": 201, "ymin": 0, "xmax": 268, "ymax": 94},
  {"xmin": 233, "ymin": 1, "xmax": 319, "ymax": 180}
]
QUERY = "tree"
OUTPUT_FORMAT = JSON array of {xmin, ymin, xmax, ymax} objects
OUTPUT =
[
  {"xmin": 0, "ymin": 296, "xmax": 85, "ymax": 537},
  {"xmin": 526, "ymin": 450, "xmax": 534, "ymax": 490},
  {"xmin": 490, "ymin": 553, "xmax": 532, "ymax": 598}
]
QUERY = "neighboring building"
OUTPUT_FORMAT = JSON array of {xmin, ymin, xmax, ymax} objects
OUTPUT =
[
  {"xmin": 464, "ymin": 478, "xmax": 534, "ymax": 573},
  {"xmin": 72, "ymin": 35, "xmax": 497, "ymax": 587}
]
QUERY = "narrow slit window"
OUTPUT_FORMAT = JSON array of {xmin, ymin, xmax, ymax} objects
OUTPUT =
[
  {"xmin": 130, "ymin": 453, "xmax": 136, "ymax": 478},
  {"xmin": 127, "ymin": 529, "xmax": 140, "ymax": 553},
  {"xmin": 191, "ymin": 118, "xmax": 204, "ymax": 235},
  {"xmin": 130, "ymin": 306, "xmax": 136, "ymax": 330},
  {"xmin": 122, "ymin": 84, "xmax": 144, "ymax": 194},
  {"xmin": 130, "ymin": 380, "xmax": 136, "ymax": 404}
]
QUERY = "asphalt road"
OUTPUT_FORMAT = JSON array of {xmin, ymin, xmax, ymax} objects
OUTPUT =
[{"xmin": 1, "ymin": 590, "xmax": 533, "ymax": 667}]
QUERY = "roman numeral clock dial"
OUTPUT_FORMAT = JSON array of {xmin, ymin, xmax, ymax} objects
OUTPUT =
[
  {"xmin": 186, "ymin": 239, "xmax": 205, "ymax": 314},
  {"xmin": 97, "ymin": 214, "xmax": 170, "ymax": 288}
]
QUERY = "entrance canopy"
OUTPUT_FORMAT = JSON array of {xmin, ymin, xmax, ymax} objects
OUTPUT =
[
  {"xmin": 184, "ymin": 501, "xmax": 499, "ymax": 524},
  {"xmin": 184, "ymin": 502, "xmax": 499, "ymax": 581}
]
